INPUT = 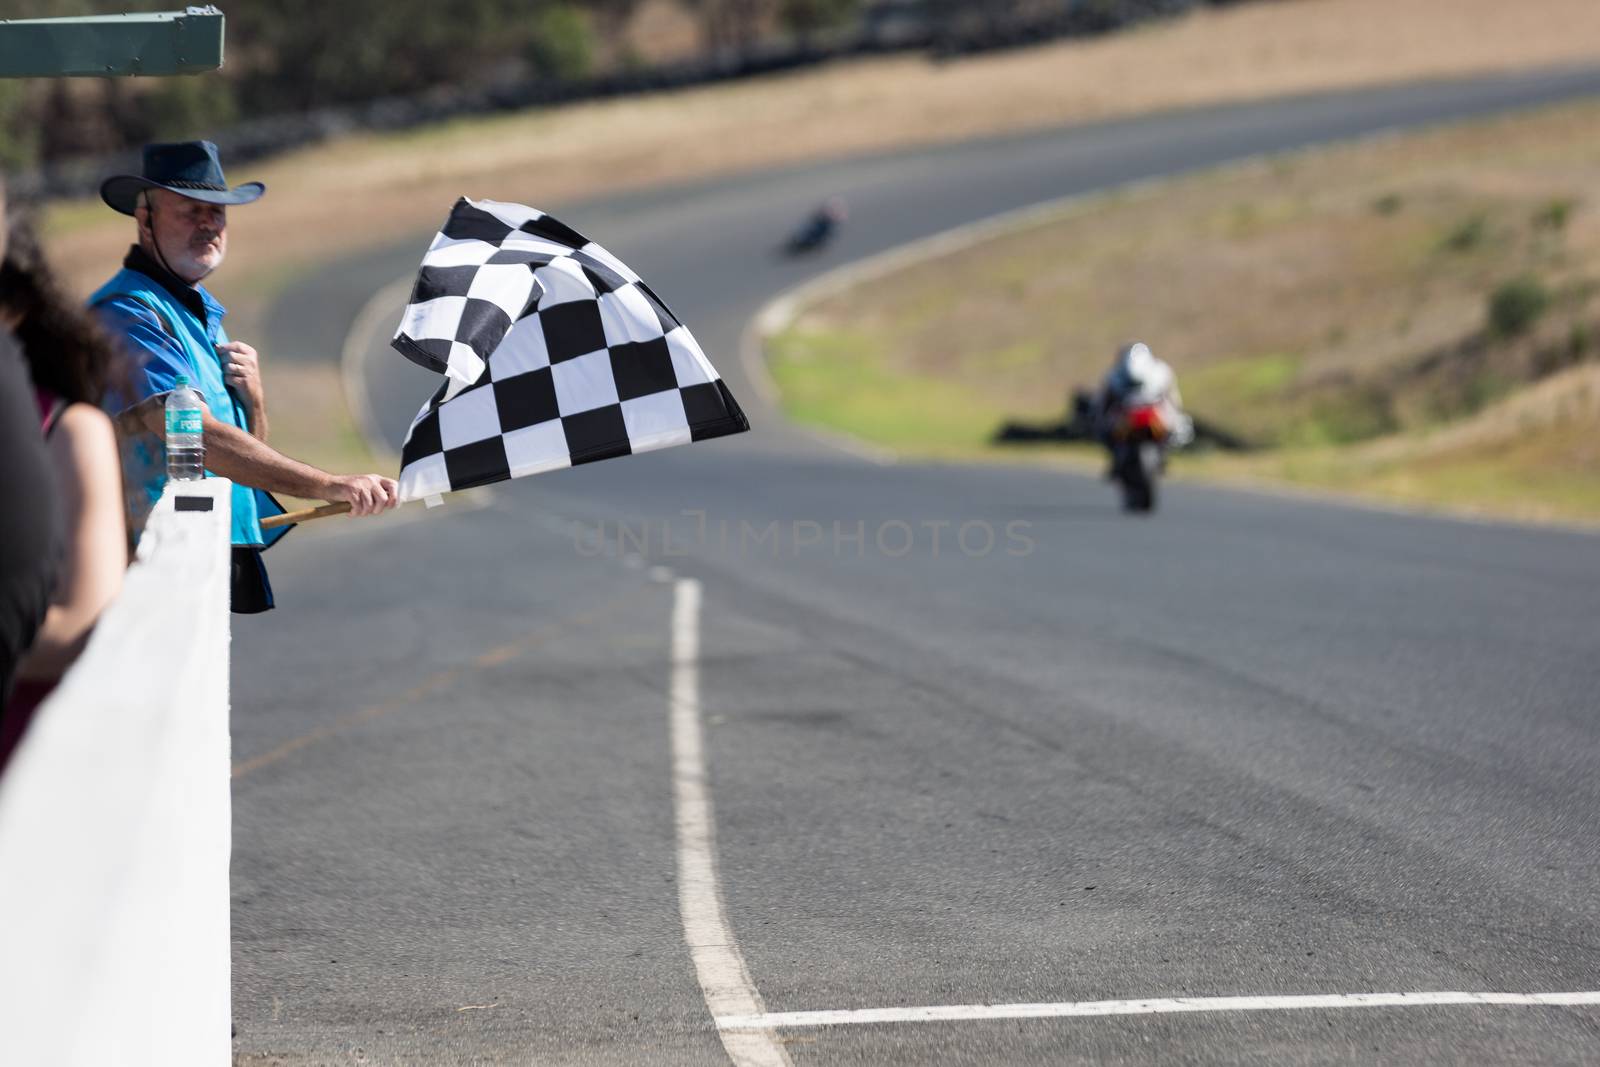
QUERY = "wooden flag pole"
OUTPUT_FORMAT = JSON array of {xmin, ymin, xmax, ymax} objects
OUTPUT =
[{"xmin": 260, "ymin": 502, "xmax": 352, "ymax": 530}]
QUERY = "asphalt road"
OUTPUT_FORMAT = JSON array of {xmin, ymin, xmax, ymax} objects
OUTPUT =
[{"xmin": 235, "ymin": 67, "xmax": 1600, "ymax": 1065}]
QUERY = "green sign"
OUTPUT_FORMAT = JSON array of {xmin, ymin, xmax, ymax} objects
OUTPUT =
[{"xmin": 0, "ymin": 7, "xmax": 224, "ymax": 78}]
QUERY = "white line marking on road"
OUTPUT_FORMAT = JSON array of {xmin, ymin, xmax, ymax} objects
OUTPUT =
[
  {"xmin": 736, "ymin": 312, "xmax": 897, "ymax": 467},
  {"xmin": 717, "ymin": 991, "xmax": 1600, "ymax": 1031},
  {"xmin": 339, "ymin": 275, "xmax": 414, "ymax": 464},
  {"xmin": 670, "ymin": 579, "xmax": 794, "ymax": 1067}
]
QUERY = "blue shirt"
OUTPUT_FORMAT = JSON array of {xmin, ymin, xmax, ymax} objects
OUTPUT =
[{"xmin": 91, "ymin": 246, "xmax": 287, "ymax": 548}]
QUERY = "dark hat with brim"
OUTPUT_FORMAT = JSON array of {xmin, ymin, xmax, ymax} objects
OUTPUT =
[{"xmin": 101, "ymin": 140, "xmax": 265, "ymax": 216}]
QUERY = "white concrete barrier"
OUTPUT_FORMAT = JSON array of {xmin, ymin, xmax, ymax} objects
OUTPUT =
[{"xmin": 0, "ymin": 479, "xmax": 233, "ymax": 1066}]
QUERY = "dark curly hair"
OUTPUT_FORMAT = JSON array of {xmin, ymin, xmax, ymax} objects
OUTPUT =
[{"xmin": 1, "ymin": 210, "xmax": 129, "ymax": 408}]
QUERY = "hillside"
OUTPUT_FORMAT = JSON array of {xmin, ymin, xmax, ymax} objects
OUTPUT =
[{"xmin": 772, "ymin": 98, "xmax": 1600, "ymax": 522}]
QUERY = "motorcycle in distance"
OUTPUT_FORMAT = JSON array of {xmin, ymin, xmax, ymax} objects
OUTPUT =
[
  {"xmin": 1092, "ymin": 342, "xmax": 1192, "ymax": 514},
  {"xmin": 1106, "ymin": 402, "xmax": 1172, "ymax": 513},
  {"xmin": 783, "ymin": 197, "xmax": 848, "ymax": 255}
]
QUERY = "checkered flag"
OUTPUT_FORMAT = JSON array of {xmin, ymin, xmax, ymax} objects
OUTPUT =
[{"xmin": 392, "ymin": 198, "xmax": 749, "ymax": 502}]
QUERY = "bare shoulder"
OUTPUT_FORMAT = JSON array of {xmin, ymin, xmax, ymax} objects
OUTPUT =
[
  {"xmin": 52, "ymin": 401, "xmax": 117, "ymax": 449},
  {"xmin": 48, "ymin": 402, "xmax": 122, "ymax": 489}
]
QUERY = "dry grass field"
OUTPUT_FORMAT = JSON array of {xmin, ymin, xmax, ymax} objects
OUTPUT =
[{"xmin": 772, "ymin": 98, "xmax": 1600, "ymax": 522}]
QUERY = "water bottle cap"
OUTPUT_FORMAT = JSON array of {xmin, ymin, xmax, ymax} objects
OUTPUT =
[{"xmin": 174, "ymin": 375, "xmax": 190, "ymax": 388}]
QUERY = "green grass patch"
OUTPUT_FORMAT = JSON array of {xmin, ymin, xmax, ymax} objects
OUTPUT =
[
  {"xmin": 1184, "ymin": 352, "xmax": 1301, "ymax": 406},
  {"xmin": 768, "ymin": 327, "xmax": 1008, "ymax": 452},
  {"xmin": 1181, "ymin": 354, "xmax": 1403, "ymax": 447}
]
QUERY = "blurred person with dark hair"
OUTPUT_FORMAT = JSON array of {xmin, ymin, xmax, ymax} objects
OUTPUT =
[
  {"xmin": 0, "ymin": 178, "xmax": 64, "ymax": 764},
  {"xmin": 92, "ymin": 141, "xmax": 398, "ymax": 614},
  {"xmin": 0, "ymin": 213, "xmax": 128, "ymax": 767}
]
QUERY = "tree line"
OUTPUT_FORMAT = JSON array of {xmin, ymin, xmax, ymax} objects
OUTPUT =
[{"xmin": 2, "ymin": 0, "xmax": 1241, "ymax": 171}]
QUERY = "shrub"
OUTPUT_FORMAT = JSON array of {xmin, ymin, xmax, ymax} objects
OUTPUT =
[
  {"xmin": 1571, "ymin": 321, "xmax": 1593, "ymax": 360},
  {"xmin": 527, "ymin": 4, "xmax": 593, "ymax": 81},
  {"xmin": 782, "ymin": 0, "xmax": 862, "ymax": 41},
  {"xmin": 1533, "ymin": 323, "xmax": 1590, "ymax": 377},
  {"xmin": 1488, "ymin": 275, "xmax": 1550, "ymax": 338},
  {"xmin": 1533, "ymin": 198, "xmax": 1576, "ymax": 233},
  {"xmin": 143, "ymin": 78, "xmax": 238, "ymax": 142},
  {"xmin": 1441, "ymin": 212, "xmax": 1488, "ymax": 253}
]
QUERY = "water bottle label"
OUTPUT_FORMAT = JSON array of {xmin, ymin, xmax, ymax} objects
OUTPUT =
[{"xmin": 166, "ymin": 408, "xmax": 202, "ymax": 435}]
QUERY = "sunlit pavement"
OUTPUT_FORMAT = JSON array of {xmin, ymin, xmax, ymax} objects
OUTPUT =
[{"xmin": 232, "ymin": 68, "xmax": 1600, "ymax": 1064}]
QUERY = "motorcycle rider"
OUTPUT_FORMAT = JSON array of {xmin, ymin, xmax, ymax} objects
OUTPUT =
[
  {"xmin": 787, "ymin": 196, "xmax": 848, "ymax": 253},
  {"xmin": 1096, "ymin": 342, "xmax": 1193, "ymax": 477}
]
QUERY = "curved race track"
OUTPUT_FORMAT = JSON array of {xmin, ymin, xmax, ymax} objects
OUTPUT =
[{"xmin": 234, "ymin": 67, "xmax": 1600, "ymax": 1064}]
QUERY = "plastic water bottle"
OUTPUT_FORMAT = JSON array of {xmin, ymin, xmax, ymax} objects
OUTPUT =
[{"xmin": 165, "ymin": 375, "xmax": 205, "ymax": 481}]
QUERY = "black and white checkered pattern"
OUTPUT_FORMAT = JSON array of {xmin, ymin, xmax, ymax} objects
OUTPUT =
[{"xmin": 393, "ymin": 198, "xmax": 748, "ymax": 501}]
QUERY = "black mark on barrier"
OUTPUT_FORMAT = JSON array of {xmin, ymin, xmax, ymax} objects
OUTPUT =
[{"xmin": 175, "ymin": 496, "xmax": 214, "ymax": 512}]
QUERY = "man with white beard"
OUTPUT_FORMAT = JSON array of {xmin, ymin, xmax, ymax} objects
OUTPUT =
[{"xmin": 91, "ymin": 141, "xmax": 399, "ymax": 611}]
